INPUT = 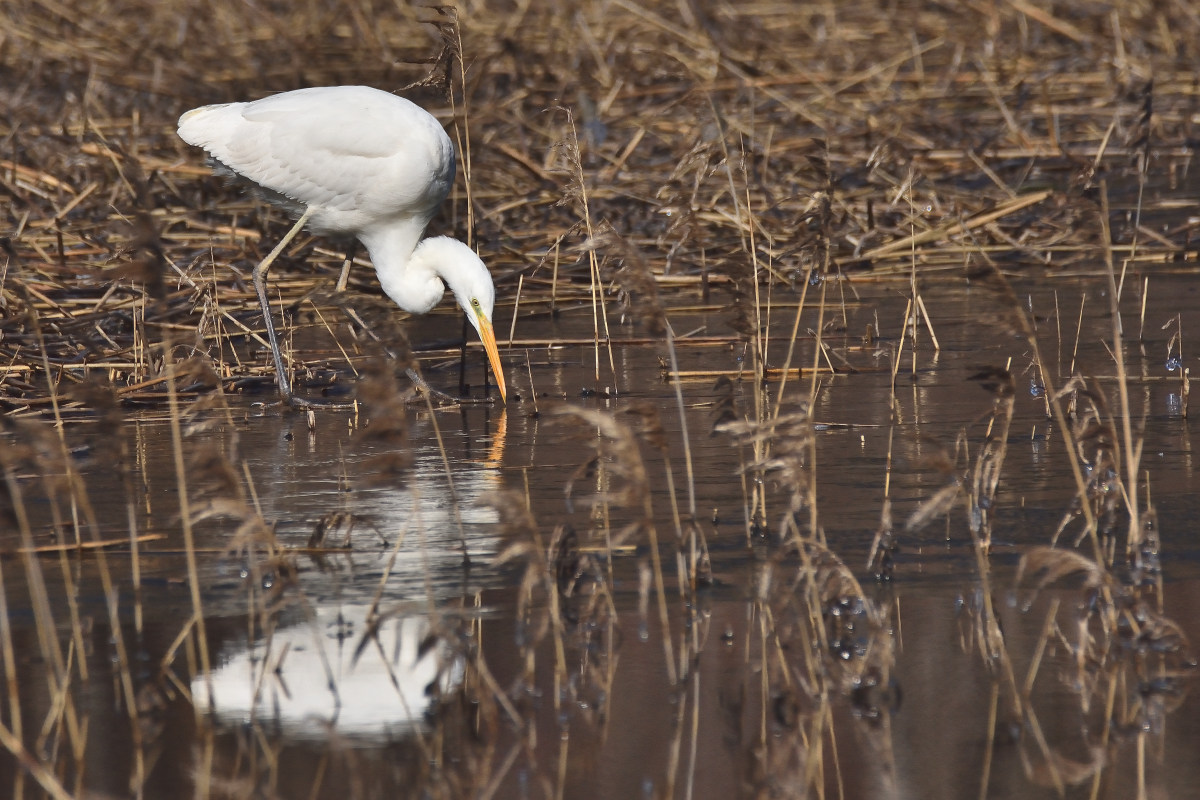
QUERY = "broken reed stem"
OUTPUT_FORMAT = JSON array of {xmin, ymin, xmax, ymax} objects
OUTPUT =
[
  {"xmin": 642, "ymin": 495, "xmax": 678, "ymax": 687},
  {"xmin": 17, "ymin": 310, "xmax": 83, "ymax": 764},
  {"xmin": 1138, "ymin": 276, "xmax": 1149, "ymax": 341},
  {"xmin": 125, "ymin": 431, "xmax": 144, "ymax": 638},
  {"xmin": 420, "ymin": 387, "xmax": 470, "ymax": 563},
  {"xmin": 3, "ymin": 7, "xmax": 1198, "ymax": 799},
  {"xmin": 28, "ymin": 308, "xmax": 94, "ymax": 692},
  {"xmin": 1025, "ymin": 709, "xmax": 1065, "ymax": 794},
  {"xmin": 659, "ymin": 445, "xmax": 694, "ymax": 599},
  {"xmin": 1098, "ymin": 183, "xmax": 1143, "ymax": 552},
  {"xmin": 864, "ymin": 190, "xmax": 1054, "ymax": 262},
  {"xmin": 540, "ymin": 531, "xmax": 572, "ymax": 717},
  {"xmin": 996, "ymin": 268, "xmax": 1103, "ymax": 562},
  {"xmin": 1183, "ymin": 367, "xmax": 1191, "ymax": 420},
  {"xmin": 0, "ymin": 720, "xmax": 72, "ymax": 800},
  {"xmin": 890, "ymin": 299, "xmax": 910, "ymax": 415},
  {"xmin": 804, "ymin": 279, "xmax": 829, "ymax": 544},
  {"xmin": 914, "ymin": 293, "xmax": 941, "ymax": 352},
  {"xmin": 564, "ymin": 110, "xmax": 617, "ymax": 392},
  {"xmin": 165, "ymin": 336, "xmax": 213, "ymax": 712},
  {"xmin": 1088, "ymin": 668, "xmax": 1121, "ymax": 800},
  {"xmin": 1022, "ymin": 597, "xmax": 1061, "ymax": 700},
  {"xmin": 685, "ymin": 665, "xmax": 701, "ymax": 800},
  {"xmin": 978, "ymin": 678, "xmax": 1000, "ymax": 800},
  {"xmin": 661, "ymin": 673, "xmax": 688, "ymax": 799},
  {"xmin": 508, "ymin": 273, "xmax": 523, "ymax": 345},
  {"xmin": 0, "ymin": 550, "xmax": 22, "ymax": 792},
  {"xmin": 4, "ymin": 462, "xmax": 69, "ymax": 743},
  {"xmin": 1071, "ymin": 293, "xmax": 1086, "ymax": 376},
  {"xmin": 745, "ymin": 190, "xmax": 769, "ymax": 529},
  {"xmin": 1053, "ymin": 290, "xmax": 1063, "ymax": 379},
  {"xmin": 970, "ymin": 540, "xmax": 1022, "ymax": 719},
  {"xmin": 60, "ymin": 468, "xmax": 144, "ymax": 787},
  {"xmin": 448, "ymin": 10, "xmax": 474, "ymax": 248},
  {"xmin": 865, "ymin": 425, "xmax": 896, "ymax": 572},
  {"xmin": 771, "ymin": 254, "xmax": 815, "ymax": 414},
  {"xmin": 663, "ymin": 322, "xmax": 697, "ymax": 520},
  {"xmin": 36, "ymin": 296, "xmax": 149, "ymax": 782}
]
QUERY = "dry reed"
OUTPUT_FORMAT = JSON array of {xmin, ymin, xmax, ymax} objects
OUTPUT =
[{"xmin": 1, "ymin": 1, "xmax": 1198, "ymax": 798}]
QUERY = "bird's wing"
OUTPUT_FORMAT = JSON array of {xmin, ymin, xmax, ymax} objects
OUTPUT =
[{"xmin": 179, "ymin": 86, "xmax": 454, "ymax": 222}]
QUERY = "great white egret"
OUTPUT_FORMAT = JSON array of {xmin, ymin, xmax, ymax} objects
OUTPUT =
[{"xmin": 177, "ymin": 85, "xmax": 506, "ymax": 405}]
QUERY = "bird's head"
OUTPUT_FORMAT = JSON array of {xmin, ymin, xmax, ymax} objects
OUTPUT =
[{"xmin": 417, "ymin": 237, "xmax": 507, "ymax": 403}]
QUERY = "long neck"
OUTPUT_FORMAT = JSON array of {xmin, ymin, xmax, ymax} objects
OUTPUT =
[{"xmin": 359, "ymin": 218, "xmax": 443, "ymax": 313}]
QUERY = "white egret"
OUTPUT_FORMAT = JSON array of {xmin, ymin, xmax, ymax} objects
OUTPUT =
[{"xmin": 177, "ymin": 85, "xmax": 506, "ymax": 405}]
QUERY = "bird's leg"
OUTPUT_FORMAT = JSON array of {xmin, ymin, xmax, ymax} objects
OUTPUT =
[
  {"xmin": 458, "ymin": 314, "xmax": 469, "ymax": 397},
  {"xmin": 334, "ymin": 240, "xmax": 358, "ymax": 292},
  {"xmin": 252, "ymin": 207, "xmax": 314, "ymax": 404}
]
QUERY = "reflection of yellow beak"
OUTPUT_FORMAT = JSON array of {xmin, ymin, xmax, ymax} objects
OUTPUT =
[{"xmin": 474, "ymin": 311, "xmax": 507, "ymax": 403}]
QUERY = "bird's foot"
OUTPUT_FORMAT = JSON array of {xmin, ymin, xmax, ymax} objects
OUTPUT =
[
  {"xmin": 288, "ymin": 395, "xmax": 359, "ymax": 410},
  {"xmin": 404, "ymin": 387, "xmax": 501, "ymax": 407},
  {"xmin": 256, "ymin": 380, "xmax": 497, "ymax": 412},
  {"xmin": 254, "ymin": 391, "xmax": 359, "ymax": 411},
  {"xmin": 403, "ymin": 368, "xmax": 501, "ymax": 407}
]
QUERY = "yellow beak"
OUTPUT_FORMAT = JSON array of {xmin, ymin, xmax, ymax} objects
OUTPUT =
[{"xmin": 474, "ymin": 311, "xmax": 507, "ymax": 403}]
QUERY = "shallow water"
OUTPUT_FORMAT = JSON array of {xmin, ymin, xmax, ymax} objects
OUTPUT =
[{"xmin": 1, "ymin": 272, "xmax": 1198, "ymax": 799}]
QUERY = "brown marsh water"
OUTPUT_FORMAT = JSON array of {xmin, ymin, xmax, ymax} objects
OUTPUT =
[
  {"xmin": 2, "ymin": 272, "xmax": 1198, "ymax": 799},
  {"xmin": 3, "ymin": 2, "xmax": 1200, "ymax": 798}
]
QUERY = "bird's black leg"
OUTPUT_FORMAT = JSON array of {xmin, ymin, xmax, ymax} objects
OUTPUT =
[
  {"xmin": 252, "ymin": 207, "xmax": 313, "ymax": 406},
  {"xmin": 458, "ymin": 314, "xmax": 469, "ymax": 397}
]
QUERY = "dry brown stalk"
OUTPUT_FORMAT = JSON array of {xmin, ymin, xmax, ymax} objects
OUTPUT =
[{"xmin": 0, "ymin": 1, "xmax": 1197, "ymax": 797}]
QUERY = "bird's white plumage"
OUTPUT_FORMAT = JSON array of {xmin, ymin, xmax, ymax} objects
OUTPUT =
[
  {"xmin": 177, "ymin": 85, "xmax": 506, "ymax": 403},
  {"xmin": 178, "ymin": 85, "xmax": 454, "ymax": 234}
]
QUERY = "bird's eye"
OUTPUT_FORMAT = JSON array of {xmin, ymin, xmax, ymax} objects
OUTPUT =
[{"xmin": 471, "ymin": 299, "xmax": 481, "ymax": 309}]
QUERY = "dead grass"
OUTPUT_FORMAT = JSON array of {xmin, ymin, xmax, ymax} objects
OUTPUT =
[
  {"xmin": 0, "ymin": 1, "xmax": 1198, "ymax": 798},
  {"xmin": 0, "ymin": 1, "xmax": 1196, "ymax": 411}
]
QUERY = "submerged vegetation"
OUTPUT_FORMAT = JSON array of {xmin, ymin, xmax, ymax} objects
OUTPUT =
[{"xmin": 0, "ymin": 1, "xmax": 1197, "ymax": 798}]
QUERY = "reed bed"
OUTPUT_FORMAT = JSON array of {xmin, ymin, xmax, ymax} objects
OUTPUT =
[
  {"xmin": 1, "ymin": 1, "xmax": 1196, "ymax": 409},
  {"xmin": 0, "ymin": 1, "xmax": 1197, "ymax": 799}
]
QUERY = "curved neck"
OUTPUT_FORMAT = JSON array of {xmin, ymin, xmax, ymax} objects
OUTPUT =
[{"xmin": 359, "ymin": 219, "xmax": 443, "ymax": 313}]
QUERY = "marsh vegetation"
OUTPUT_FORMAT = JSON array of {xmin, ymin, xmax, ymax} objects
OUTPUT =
[{"xmin": 0, "ymin": 1, "xmax": 1198, "ymax": 798}]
